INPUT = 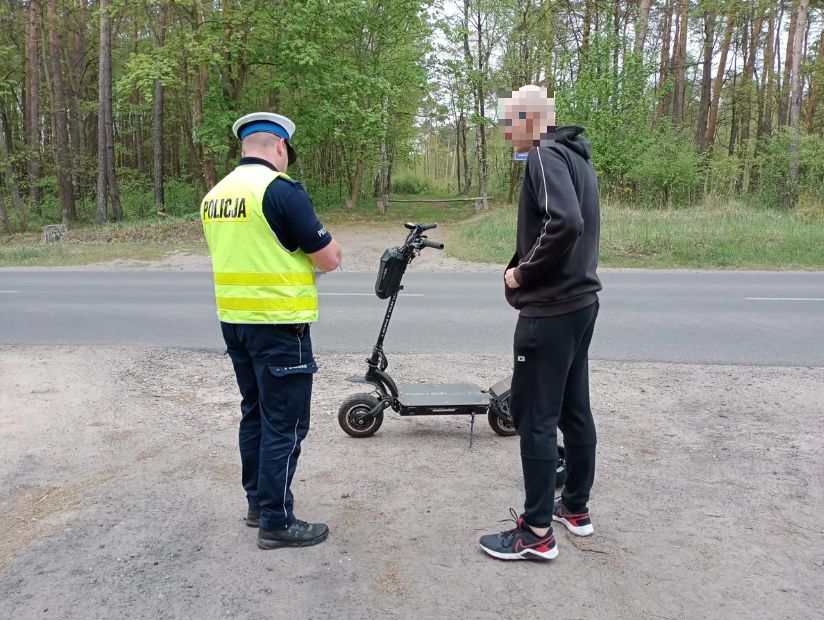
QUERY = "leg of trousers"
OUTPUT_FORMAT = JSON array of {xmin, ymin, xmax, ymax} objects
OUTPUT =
[
  {"xmin": 511, "ymin": 302, "xmax": 599, "ymax": 528},
  {"xmin": 222, "ymin": 323, "xmax": 314, "ymax": 530}
]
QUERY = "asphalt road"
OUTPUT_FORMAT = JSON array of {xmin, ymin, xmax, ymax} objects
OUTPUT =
[{"xmin": 1, "ymin": 270, "xmax": 822, "ymax": 365}]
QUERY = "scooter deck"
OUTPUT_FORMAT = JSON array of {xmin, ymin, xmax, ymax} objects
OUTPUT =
[{"xmin": 397, "ymin": 383, "xmax": 490, "ymax": 413}]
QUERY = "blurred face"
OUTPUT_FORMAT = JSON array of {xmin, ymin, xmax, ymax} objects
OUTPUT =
[
  {"xmin": 504, "ymin": 109, "xmax": 545, "ymax": 152},
  {"xmin": 500, "ymin": 87, "xmax": 555, "ymax": 153}
]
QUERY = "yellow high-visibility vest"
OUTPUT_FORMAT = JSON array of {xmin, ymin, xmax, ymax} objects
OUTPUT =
[{"xmin": 200, "ymin": 164, "xmax": 318, "ymax": 323}]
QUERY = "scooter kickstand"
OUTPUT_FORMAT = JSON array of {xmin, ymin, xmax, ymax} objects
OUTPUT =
[{"xmin": 469, "ymin": 412, "xmax": 475, "ymax": 449}]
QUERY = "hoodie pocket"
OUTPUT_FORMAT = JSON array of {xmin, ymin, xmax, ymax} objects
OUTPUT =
[{"xmin": 504, "ymin": 253, "xmax": 521, "ymax": 308}]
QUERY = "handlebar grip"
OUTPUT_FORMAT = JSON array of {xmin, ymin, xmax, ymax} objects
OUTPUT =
[
  {"xmin": 419, "ymin": 223, "xmax": 438, "ymax": 231},
  {"xmin": 421, "ymin": 239, "xmax": 444, "ymax": 250}
]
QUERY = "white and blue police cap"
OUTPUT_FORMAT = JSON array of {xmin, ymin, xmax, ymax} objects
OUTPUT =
[{"xmin": 232, "ymin": 112, "xmax": 297, "ymax": 165}]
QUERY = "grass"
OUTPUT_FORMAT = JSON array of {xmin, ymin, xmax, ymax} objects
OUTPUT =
[
  {"xmin": 0, "ymin": 216, "xmax": 208, "ymax": 267},
  {"xmin": 318, "ymin": 193, "xmax": 479, "ymax": 225},
  {"xmin": 450, "ymin": 198, "xmax": 824, "ymax": 270},
  {"xmin": 3, "ymin": 196, "xmax": 823, "ymax": 269}
]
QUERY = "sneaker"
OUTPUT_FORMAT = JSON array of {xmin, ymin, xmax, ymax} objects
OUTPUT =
[
  {"xmin": 245, "ymin": 508, "xmax": 260, "ymax": 528},
  {"xmin": 553, "ymin": 501, "xmax": 594, "ymax": 536},
  {"xmin": 479, "ymin": 509, "xmax": 558, "ymax": 561},
  {"xmin": 257, "ymin": 519, "xmax": 329, "ymax": 550}
]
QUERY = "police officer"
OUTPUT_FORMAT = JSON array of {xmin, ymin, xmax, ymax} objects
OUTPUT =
[{"xmin": 201, "ymin": 112, "xmax": 342, "ymax": 550}]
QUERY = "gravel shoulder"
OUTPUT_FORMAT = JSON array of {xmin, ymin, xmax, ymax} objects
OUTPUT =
[{"xmin": 1, "ymin": 346, "xmax": 822, "ymax": 619}]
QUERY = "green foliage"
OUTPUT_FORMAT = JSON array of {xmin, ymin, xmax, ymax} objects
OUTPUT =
[
  {"xmin": 391, "ymin": 172, "xmax": 430, "ymax": 194},
  {"xmin": 628, "ymin": 125, "xmax": 702, "ymax": 207},
  {"xmin": 556, "ymin": 35, "xmax": 655, "ymax": 189},
  {"xmin": 755, "ymin": 131, "xmax": 824, "ymax": 209}
]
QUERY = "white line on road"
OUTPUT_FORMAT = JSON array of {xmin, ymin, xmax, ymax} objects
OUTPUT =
[
  {"xmin": 0, "ymin": 290, "xmax": 20, "ymax": 293},
  {"xmin": 320, "ymin": 292, "xmax": 424, "ymax": 297},
  {"xmin": 746, "ymin": 297, "xmax": 824, "ymax": 301}
]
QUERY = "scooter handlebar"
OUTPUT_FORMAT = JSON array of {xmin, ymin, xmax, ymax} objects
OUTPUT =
[{"xmin": 420, "ymin": 238, "xmax": 444, "ymax": 250}]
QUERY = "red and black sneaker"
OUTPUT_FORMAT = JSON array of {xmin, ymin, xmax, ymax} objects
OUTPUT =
[
  {"xmin": 552, "ymin": 501, "xmax": 594, "ymax": 536},
  {"xmin": 479, "ymin": 509, "xmax": 558, "ymax": 561}
]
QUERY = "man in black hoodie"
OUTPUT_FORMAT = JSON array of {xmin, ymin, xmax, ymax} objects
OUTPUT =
[{"xmin": 480, "ymin": 86, "xmax": 602, "ymax": 561}]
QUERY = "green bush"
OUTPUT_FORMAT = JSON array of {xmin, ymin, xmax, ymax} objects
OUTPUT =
[
  {"xmin": 391, "ymin": 172, "xmax": 429, "ymax": 195},
  {"xmin": 755, "ymin": 131, "xmax": 824, "ymax": 209},
  {"xmin": 628, "ymin": 125, "xmax": 701, "ymax": 207}
]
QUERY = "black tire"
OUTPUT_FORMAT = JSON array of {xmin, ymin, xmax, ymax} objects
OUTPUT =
[
  {"xmin": 338, "ymin": 394, "xmax": 384, "ymax": 438},
  {"xmin": 488, "ymin": 407, "xmax": 517, "ymax": 437},
  {"xmin": 555, "ymin": 445, "xmax": 567, "ymax": 488}
]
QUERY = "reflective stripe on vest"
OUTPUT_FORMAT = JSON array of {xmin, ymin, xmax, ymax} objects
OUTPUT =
[{"xmin": 200, "ymin": 164, "xmax": 318, "ymax": 324}]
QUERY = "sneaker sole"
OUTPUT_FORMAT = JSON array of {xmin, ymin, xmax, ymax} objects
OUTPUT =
[
  {"xmin": 553, "ymin": 515, "xmax": 594, "ymax": 536},
  {"xmin": 257, "ymin": 530, "xmax": 329, "ymax": 550},
  {"xmin": 245, "ymin": 519, "xmax": 260, "ymax": 528},
  {"xmin": 479, "ymin": 543, "xmax": 559, "ymax": 561}
]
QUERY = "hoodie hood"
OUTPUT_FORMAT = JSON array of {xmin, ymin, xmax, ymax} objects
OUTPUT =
[{"xmin": 553, "ymin": 125, "xmax": 591, "ymax": 160}]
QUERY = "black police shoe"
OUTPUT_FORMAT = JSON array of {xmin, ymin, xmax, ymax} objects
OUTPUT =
[
  {"xmin": 245, "ymin": 508, "xmax": 260, "ymax": 528},
  {"xmin": 257, "ymin": 519, "xmax": 329, "ymax": 549}
]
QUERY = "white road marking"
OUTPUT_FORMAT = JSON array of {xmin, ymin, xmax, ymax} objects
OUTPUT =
[
  {"xmin": 746, "ymin": 297, "xmax": 824, "ymax": 302},
  {"xmin": 0, "ymin": 290, "xmax": 20, "ymax": 294},
  {"xmin": 319, "ymin": 292, "xmax": 424, "ymax": 297}
]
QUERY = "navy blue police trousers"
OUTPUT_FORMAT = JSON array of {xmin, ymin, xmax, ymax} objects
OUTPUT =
[{"xmin": 221, "ymin": 322, "xmax": 317, "ymax": 531}]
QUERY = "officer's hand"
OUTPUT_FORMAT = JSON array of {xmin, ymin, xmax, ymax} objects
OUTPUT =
[{"xmin": 504, "ymin": 267, "xmax": 521, "ymax": 289}]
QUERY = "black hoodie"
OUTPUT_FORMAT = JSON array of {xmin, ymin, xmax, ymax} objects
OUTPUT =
[{"xmin": 506, "ymin": 125, "xmax": 602, "ymax": 317}]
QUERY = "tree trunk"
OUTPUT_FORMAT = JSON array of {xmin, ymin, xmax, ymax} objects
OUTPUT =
[
  {"xmin": 475, "ymin": 3, "xmax": 488, "ymax": 211},
  {"xmin": 738, "ymin": 5, "xmax": 767, "ymax": 190},
  {"xmin": 67, "ymin": 0, "xmax": 89, "ymax": 196},
  {"xmin": 787, "ymin": 0, "xmax": 810, "ymax": 206},
  {"xmin": 695, "ymin": 7, "xmax": 716, "ymax": 146},
  {"xmin": 702, "ymin": 0, "xmax": 738, "ymax": 152},
  {"xmin": 778, "ymin": 0, "xmax": 800, "ymax": 127},
  {"xmin": 26, "ymin": 0, "xmax": 43, "ymax": 209},
  {"xmin": 153, "ymin": 2, "xmax": 166, "ymax": 210},
  {"xmin": 96, "ymin": 0, "xmax": 109, "ymax": 223},
  {"xmin": 671, "ymin": 0, "xmax": 689, "ymax": 125},
  {"xmin": 96, "ymin": 0, "xmax": 122, "ymax": 222},
  {"xmin": 347, "ymin": 156, "xmax": 363, "ymax": 210},
  {"xmin": 47, "ymin": 0, "xmax": 76, "ymax": 223},
  {"xmin": 728, "ymin": 72, "xmax": 738, "ymax": 156},
  {"xmin": 455, "ymin": 112, "xmax": 463, "ymax": 193},
  {"xmin": 462, "ymin": 0, "xmax": 474, "ymax": 195},
  {"xmin": 634, "ymin": 0, "xmax": 652, "ymax": 56},
  {"xmin": 0, "ymin": 189, "xmax": 10, "ymax": 234},
  {"xmin": 582, "ymin": 0, "xmax": 593, "ymax": 59},
  {"xmin": 758, "ymin": 5, "xmax": 777, "ymax": 139},
  {"xmin": 0, "ymin": 109, "xmax": 28, "ymax": 232},
  {"xmin": 805, "ymin": 30, "xmax": 824, "ymax": 132},
  {"xmin": 656, "ymin": 0, "xmax": 673, "ymax": 122}
]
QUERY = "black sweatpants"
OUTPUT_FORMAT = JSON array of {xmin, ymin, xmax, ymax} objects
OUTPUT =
[{"xmin": 511, "ymin": 301, "xmax": 599, "ymax": 528}]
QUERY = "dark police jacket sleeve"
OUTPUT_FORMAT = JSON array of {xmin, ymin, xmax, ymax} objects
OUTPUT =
[
  {"xmin": 262, "ymin": 178, "xmax": 333, "ymax": 255},
  {"xmin": 513, "ymin": 146, "xmax": 584, "ymax": 287}
]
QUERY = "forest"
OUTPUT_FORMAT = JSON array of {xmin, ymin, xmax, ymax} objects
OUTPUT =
[{"xmin": 1, "ymin": 0, "xmax": 823, "ymax": 234}]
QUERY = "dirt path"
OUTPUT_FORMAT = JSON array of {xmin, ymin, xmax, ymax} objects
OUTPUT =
[{"xmin": 1, "ymin": 346, "xmax": 822, "ymax": 618}]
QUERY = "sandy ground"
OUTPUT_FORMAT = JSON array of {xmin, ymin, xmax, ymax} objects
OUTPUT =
[{"xmin": 1, "ymin": 346, "xmax": 822, "ymax": 619}]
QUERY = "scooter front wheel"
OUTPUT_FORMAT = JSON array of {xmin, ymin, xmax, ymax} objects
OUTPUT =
[{"xmin": 338, "ymin": 394, "xmax": 384, "ymax": 438}]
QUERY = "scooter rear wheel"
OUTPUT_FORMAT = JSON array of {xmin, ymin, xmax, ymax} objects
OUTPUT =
[
  {"xmin": 338, "ymin": 394, "xmax": 384, "ymax": 438},
  {"xmin": 487, "ymin": 409, "xmax": 517, "ymax": 437}
]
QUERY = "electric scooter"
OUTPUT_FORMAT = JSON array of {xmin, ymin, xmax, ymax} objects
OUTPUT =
[{"xmin": 337, "ymin": 222, "xmax": 567, "ymax": 484}]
